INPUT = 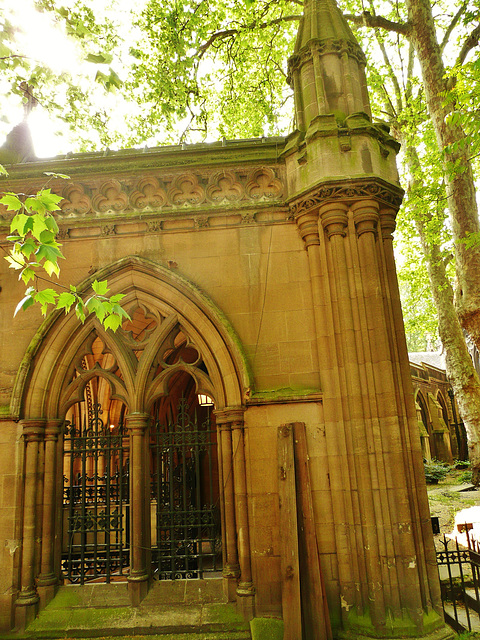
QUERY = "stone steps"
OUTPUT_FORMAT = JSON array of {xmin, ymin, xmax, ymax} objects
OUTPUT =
[{"xmin": 11, "ymin": 579, "xmax": 251, "ymax": 640}]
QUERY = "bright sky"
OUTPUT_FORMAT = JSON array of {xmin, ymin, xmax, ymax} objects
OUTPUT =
[
  {"xmin": 1, "ymin": 0, "xmax": 81, "ymax": 156},
  {"xmin": 2, "ymin": 0, "xmax": 140, "ymax": 158}
]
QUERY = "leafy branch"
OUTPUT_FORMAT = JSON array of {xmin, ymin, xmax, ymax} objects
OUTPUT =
[
  {"xmin": 344, "ymin": 11, "xmax": 410, "ymax": 36},
  {"xmin": 1, "ymin": 180, "xmax": 130, "ymax": 331}
]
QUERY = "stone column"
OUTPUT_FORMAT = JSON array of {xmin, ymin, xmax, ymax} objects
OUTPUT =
[
  {"xmin": 215, "ymin": 411, "xmax": 240, "ymax": 601},
  {"xmin": 37, "ymin": 419, "xmax": 63, "ymax": 608},
  {"xmin": 295, "ymin": 205, "xmax": 356, "ymax": 610},
  {"xmin": 319, "ymin": 201, "xmax": 388, "ymax": 624},
  {"xmin": 378, "ymin": 206, "xmax": 444, "ymax": 617},
  {"xmin": 126, "ymin": 413, "xmax": 149, "ymax": 606},
  {"xmin": 229, "ymin": 409, "xmax": 255, "ymax": 617},
  {"xmin": 15, "ymin": 419, "xmax": 45, "ymax": 630}
]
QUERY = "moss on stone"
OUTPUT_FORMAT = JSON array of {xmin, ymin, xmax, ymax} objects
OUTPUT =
[
  {"xmin": 202, "ymin": 603, "xmax": 248, "ymax": 628},
  {"xmin": 28, "ymin": 606, "xmax": 133, "ymax": 632},
  {"xmin": 250, "ymin": 387, "xmax": 320, "ymax": 401},
  {"xmin": 0, "ymin": 404, "xmax": 11, "ymax": 417},
  {"xmin": 342, "ymin": 607, "xmax": 446, "ymax": 638},
  {"xmin": 250, "ymin": 617, "xmax": 283, "ymax": 640}
]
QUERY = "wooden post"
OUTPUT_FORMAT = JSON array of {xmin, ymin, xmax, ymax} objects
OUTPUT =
[
  {"xmin": 293, "ymin": 422, "xmax": 333, "ymax": 640},
  {"xmin": 278, "ymin": 424, "xmax": 302, "ymax": 640}
]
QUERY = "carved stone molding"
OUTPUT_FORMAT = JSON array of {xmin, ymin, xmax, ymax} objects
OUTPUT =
[
  {"xmin": 245, "ymin": 167, "xmax": 283, "ymax": 200},
  {"xmin": 168, "ymin": 173, "xmax": 205, "ymax": 206},
  {"xmin": 206, "ymin": 171, "xmax": 243, "ymax": 203},
  {"xmin": 45, "ymin": 167, "xmax": 285, "ymax": 220},
  {"xmin": 60, "ymin": 183, "xmax": 91, "ymax": 216},
  {"xmin": 289, "ymin": 178, "xmax": 404, "ymax": 219},
  {"xmin": 194, "ymin": 216, "xmax": 209, "ymax": 229},
  {"xmin": 287, "ymin": 38, "xmax": 367, "ymax": 84},
  {"xmin": 92, "ymin": 179, "xmax": 128, "ymax": 214},
  {"xmin": 130, "ymin": 176, "xmax": 167, "ymax": 210}
]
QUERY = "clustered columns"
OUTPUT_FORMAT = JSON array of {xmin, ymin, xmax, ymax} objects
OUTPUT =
[
  {"xmin": 15, "ymin": 419, "xmax": 46, "ymax": 629},
  {"xmin": 36, "ymin": 419, "xmax": 63, "ymax": 606},
  {"xmin": 294, "ymin": 197, "xmax": 444, "ymax": 637},
  {"xmin": 125, "ymin": 412, "xmax": 150, "ymax": 606},
  {"xmin": 215, "ymin": 408, "xmax": 255, "ymax": 616}
]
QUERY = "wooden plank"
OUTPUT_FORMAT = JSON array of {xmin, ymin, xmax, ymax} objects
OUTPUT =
[
  {"xmin": 278, "ymin": 424, "xmax": 302, "ymax": 640},
  {"xmin": 293, "ymin": 422, "xmax": 333, "ymax": 640}
]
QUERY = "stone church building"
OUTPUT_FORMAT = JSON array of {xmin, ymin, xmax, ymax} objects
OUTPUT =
[{"xmin": 0, "ymin": 0, "xmax": 453, "ymax": 637}]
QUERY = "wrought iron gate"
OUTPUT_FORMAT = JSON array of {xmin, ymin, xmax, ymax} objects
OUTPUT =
[
  {"xmin": 150, "ymin": 398, "xmax": 220, "ymax": 580},
  {"xmin": 62, "ymin": 403, "xmax": 130, "ymax": 583}
]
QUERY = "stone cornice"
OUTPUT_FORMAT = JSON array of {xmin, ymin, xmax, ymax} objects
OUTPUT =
[
  {"xmin": 0, "ymin": 136, "xmax": 287, "ymax": 181},
  {"xmin": 0, "ymin": 166, "xmax": 287, "ymax": 232},
  {"xmin": 289, "ymin": 177, "xmax": 404, "ymax": 218}
]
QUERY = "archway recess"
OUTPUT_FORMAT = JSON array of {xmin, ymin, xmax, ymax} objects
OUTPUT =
[
  {"xmin": 14, "ymin": 255, "xmax": 251, "ymax": 420},
  {"xmin": 14, "ymin": 256, "xmax": 252, "ymax": 619}
]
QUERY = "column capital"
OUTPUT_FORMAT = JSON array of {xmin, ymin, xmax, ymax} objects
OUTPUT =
[
  {"xmin": 351, "ymin": 199, "xmax": 379, "ymax": 237},
  {"xmin": 20, "ymin": 419, "xmax": 46, "ymax": 442},
  {"xmin": 44, "ymin": 419, "xmax": 63, "ymax": 441},
  {"xmin": 319, "ymin": 202, "xmax": 349, "ymax": 238},
  {"xmin": 125, "ymin": 412, "xmax": 149, "ymax": 434},
  {"xmin": 379, "ymin": 207, "xmax": 397, "ymax": 240},
  {"xmin": 214, "ymin": 407, "xmax": 245, "ymax": 427},
  {"xmin": 295, "ymin": 210, "xmax": 320, "ymax": 249}
]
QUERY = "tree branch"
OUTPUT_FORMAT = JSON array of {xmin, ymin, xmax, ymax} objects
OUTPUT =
[
  {"xmin": 197, "ymin": 15, "xmax": 301, "ymax": 58},
  {"xmin": 440, "ymin": 2, "xmax": 466, "ymax": 52},
  {"xmin": 344, "ymin": 11, "xmax": 410, "ymax": 36},
  {"xmin": 456, "ymin": 23, "xmax": 480, "ymax": 67}
]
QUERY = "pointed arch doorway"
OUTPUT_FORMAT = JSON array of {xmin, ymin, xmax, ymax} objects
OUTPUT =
[
  {"xmin": 15, "ymin": 258, "xmax": 252, "ymax": 618},
  {"xmin": 150, "ymin": 372, "xmax": 220, "ymax": 581},
  {"xmin": 60, "ymin": 315, "xmax": 221, "ymax": 586}
]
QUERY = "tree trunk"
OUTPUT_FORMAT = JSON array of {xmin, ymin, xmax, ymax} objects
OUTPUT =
[
  {"xmin": 403, "ymin": 142, "xmax": 480, "ymax": 482},
  {"xmin": 405, "ymin": 0, "xmax": 480, "ymax": 351}
]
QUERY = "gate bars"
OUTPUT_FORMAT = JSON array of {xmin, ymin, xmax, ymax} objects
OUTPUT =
[
  {"xmin": 437, "ymin": 531, "xmax": 480, "ymax": 633},
  {"xmin": 62, "ymin": 403, "xmax": 130, "ymax": 583},
  {"xmin": 150, "ymin": 397, "xmax": 220, "ymax": 580}
]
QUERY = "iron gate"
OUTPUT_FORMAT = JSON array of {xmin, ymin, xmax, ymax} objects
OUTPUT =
[
  {"xmin": 62, "ymin": 403, "xmax": 130, "ymax": 583},
  {"xmin": 150, "ymin": 397, "xmax": 220, "ymax": 579}
]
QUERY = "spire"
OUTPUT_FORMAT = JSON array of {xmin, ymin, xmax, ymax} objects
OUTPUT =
[
  {"xmin": 288, "ymin": 0, "xmax": 371, "ymax": 132},
  {"xmin": 294, "ymin": 0, "xmax": 358, "ymax": 52}
]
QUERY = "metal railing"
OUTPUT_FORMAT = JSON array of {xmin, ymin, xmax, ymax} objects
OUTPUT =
[{"xmin": 437, "ymin": 531, "xmax": 480, "ymax": 633}]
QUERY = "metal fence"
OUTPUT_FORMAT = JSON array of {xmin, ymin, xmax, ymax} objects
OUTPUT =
[{"xmin": 437, "ymin": 531, "xmax": 480, "ymax": 633}]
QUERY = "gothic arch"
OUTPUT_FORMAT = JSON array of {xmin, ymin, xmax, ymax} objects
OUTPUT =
[
  {"xmin": 13, "ymin": 256, "xmax": 251, "ymax": 420},
  {"xmin": 15, "ymin": 257, "xmax": 255, "ymax": 615}
]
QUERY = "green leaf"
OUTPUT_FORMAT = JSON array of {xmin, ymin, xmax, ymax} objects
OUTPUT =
[
  {"xmin": 5, "ymin": 252, "xmax": 25, "ymax": 269},
  {"xmin": 20, "ymin": 237, "xmax": 37, "ymax": 258},
  {"xmin": 104, "ymin": 314, "xmax": 122, "ymax": 332},
  {"xmin": 36, "ymin": 189, "xmax": 63, "ymax": 212},
  {"xmin": 14, "ymin": 292, "xmax": 35, "ymax": 316},
  {"xmin": 44, "ymin": 216, "xmax": 59, "ymax": 235},
  {"xmin": 75, "ymin": 300, "xmax": 86, "ymax": 323},
  {"xmin": 39, "ymin": 228, "xmax": 56, "ymax": 244},
  {"xmin": 43, "ymin": 260, "xmax": 60, "ymax": 277},
  {"xmin": 109, "ymin": 293, "xmax": 126, "ymax": 303},
  {"xmin": 10, "ymin": 213, "xmax": 30, "ymax": 235},
  {"xmin": 86, "ymin": 52, "xmax": 113, "ymax": 64},
  {"xmin": 85, "ymin": 296, "xmax": 107, "ymax": 321},
  {"xmin": 34, "ymin": 289, "xmax": 59, "ymax": 315},
  {"xmin": 57, "ymin": 291, "xmax": 77, "ymax": 313},
  {"xmin": 44, "ymin": 172, "xmax": 70, "ymax": 180},
  {"xmin": 92, "ymin": 279, "xmax": 109, "ymax": 295},
  {"xmin": 1, "ymin": 193, "xmax": 22, "ymax": 212},
  {"xmin": 21, "ymin": 267, "xmax": 36, "ymax": 284},
  {"xmin": 35, "ymin": 244, "xmax": 64, "ymax": 264}
]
